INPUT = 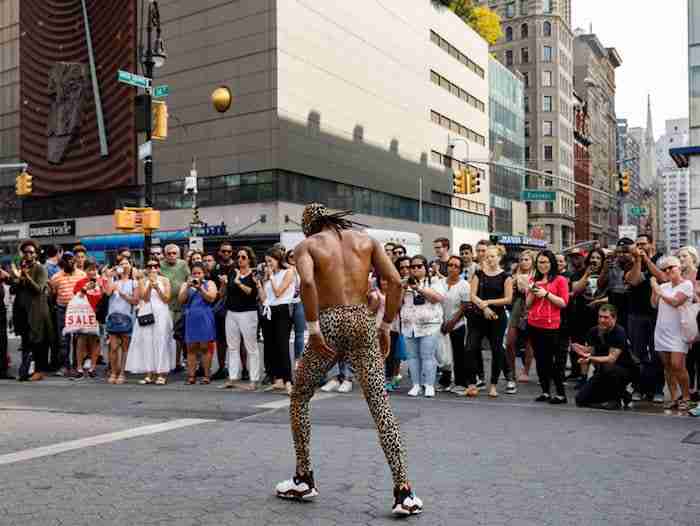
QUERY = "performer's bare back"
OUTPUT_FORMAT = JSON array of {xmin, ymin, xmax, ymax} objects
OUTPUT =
[{"xmin": 295, "ymin": 229, "xmax": 389, "ymax": 310}]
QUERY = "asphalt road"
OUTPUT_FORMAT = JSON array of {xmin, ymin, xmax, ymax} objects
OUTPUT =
[{"xmin": 1, "ymin": 338, "xmax": 699, "ymax": 526}]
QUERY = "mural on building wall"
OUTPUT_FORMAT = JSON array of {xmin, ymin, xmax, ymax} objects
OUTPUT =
[
  {"xmin": 47, "ymin": 63, "xmax": 88, "ymax": 164},
  {"xmin": 20, "ymin": 0, "xmax": 137, "ymax": 195}
]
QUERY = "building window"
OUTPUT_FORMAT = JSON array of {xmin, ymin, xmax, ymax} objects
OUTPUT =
[
  {"xmin": 429, "ymin": 30, "xmax": 485, "ymax": 78},
  {"xmin": 543, "ymin": 121, "xmax": 553, "ymax": 136},
  {"xmin": 524, "ymin": 95, "xmax": 530, "ymax": 113},
  {"xmin": 545, "ymin": 201, "xmax": 554, "ymax": 213},
  {"xmin": 543, "ymin": 21, "xmax": 552, "ymax": 37},
  {"xmin": 430, "ymin": 110, "xmax": 486, "ymax": 146},
  {"xmin": 521, "ymin": 23, "xmax": 529, "ymax": 39},
  {"xmin": 521, "ymin": 47, "xmax": 529, "ymax": 63},
  {"xmin": 430, "ymin": 70, "xmax": 486, "ymax": 113},
  {"xmin": 543, "ymin": 45, "xmax": 552, "ymax": 62},
  {"xmin": 525, "ymin": 146, "xmax": 530, "ymax": 161},
  {"xmin": 544, "ymin": 145, "xmax": 553, "ymax": 161},
  {"xmin": 543, "ymin": 0, "xmax": 552, "ymax": 14},
  {"xmin": 506, "ymin": 26, "xmax": 513, "ymax": 41},
  {"xmin": 522, "ymin": 71, "xmax": 530, "ymax": 88},
  {"xmin": 543, "ymin": 95, "xmax": 553, "ymax": 112},
  {"xmin": 544, "ymin": 170, "xmax": 554, "ymax": 186},
  {"xmin": 506, "ymin": 2, "xmax": 515, "ymax": 18},
  {"xmin": 506, "ymin": 50, "xmax": 513, "ymax": 66},
  {"xmin": 525, "ymin": 121, "xmax": 530, "ymax": 137},
  {"xmin": 520, "ymin": 0, "xmax": 529, "ymax": 15},
  {"xmin": 543, "ymin": 71, "xmax": 552, "ymax": 87}
]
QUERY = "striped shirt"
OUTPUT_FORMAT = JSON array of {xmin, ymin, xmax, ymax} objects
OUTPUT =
[{"xmin": 50, "ymin": 269, "xmax": 87, "ymax": 307}]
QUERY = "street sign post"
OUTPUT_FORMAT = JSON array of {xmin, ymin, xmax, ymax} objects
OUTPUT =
[
  {"xmin": 629, "ymin": 206, "xmax": 649, "ymax": 217},
  {"xmin": 117, "ymin": 70, "xmax": 151, "ymax": 89},
  {"xmin": 521, "ymin": 190, "xmax": 556, "ymax": 201},
  {"xmin": 153, "ymin": 85, "xmax": 170, "ymax": 98}
]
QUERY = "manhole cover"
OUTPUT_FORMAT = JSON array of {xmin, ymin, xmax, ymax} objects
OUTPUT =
[{"xmin": 681, "ymin": 431, "xmax": 700, "ymax": 445}]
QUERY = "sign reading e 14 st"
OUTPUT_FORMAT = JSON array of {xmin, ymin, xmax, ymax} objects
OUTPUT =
[{"xmin": 117, "ymin": 70, "xmax": 151, "ymax": 89}]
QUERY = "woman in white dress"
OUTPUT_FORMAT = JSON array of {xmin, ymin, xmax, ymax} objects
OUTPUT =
[
  {"xmin": 651, "ymin": 255, "xmax": 694, "ymax": 413},
  {"xmin": 126, "ymin": 258, "xmax": 176, "ymax": 385}
]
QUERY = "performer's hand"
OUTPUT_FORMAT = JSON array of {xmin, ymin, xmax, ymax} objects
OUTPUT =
[
  {"xmin": 378, "ymin": 327, "xmax": 391, "ymax": 359},
  {"xmin": 309, "ymin": 333, "xmax": 335, "ymax": 360}
]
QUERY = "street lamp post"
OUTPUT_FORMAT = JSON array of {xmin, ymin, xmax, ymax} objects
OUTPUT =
[{"xmin": 141, "ymin": 0, "xmax": 166, "ymax": 258}]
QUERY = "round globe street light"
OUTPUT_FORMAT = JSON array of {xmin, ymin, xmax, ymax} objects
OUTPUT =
[{"xmin": 211, "ymin": 86, "xmax": 233, "ymax": 113}]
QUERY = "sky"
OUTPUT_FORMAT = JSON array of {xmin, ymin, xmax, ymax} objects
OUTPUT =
[{"xmin": 572, "ymin": 0, "xmax": 688, "ymax": 139}]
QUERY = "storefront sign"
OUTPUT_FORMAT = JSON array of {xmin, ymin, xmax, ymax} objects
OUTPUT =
[
  {"xmin": 494, "ymin": 235, "xmax": 547, "ymax": 248},
  {"xmin": 0, "ymin": 224, "xmax": 28, "ymax": 241},
  {"xmin": 29, "ymin": 220, "xmax": 76, "ymax": 238}
]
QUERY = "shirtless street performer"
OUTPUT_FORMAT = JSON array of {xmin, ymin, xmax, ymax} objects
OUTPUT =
[{"xmin": 275, "ymin": 203, "xmax": 423, "ymax": 516}]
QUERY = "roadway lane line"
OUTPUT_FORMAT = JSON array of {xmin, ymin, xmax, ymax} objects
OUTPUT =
[
  {"xmin": 0, "ymin": 418, "xmax": 214, "ymax": 467},
  {"xmin": 254, "ymin": 392, "xmax": 338, "ymax": 410}
]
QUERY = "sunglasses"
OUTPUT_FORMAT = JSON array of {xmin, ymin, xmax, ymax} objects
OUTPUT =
[
  {"xmin": 237, "ymin": 254, "xmax": 248, "ymax": 260},
  {"xmin": 410, "ymin": 264, "xmax": 424, "ymax": 269},
  {"xmin": 447, "ymin": 263, "xmax": 461, "ymax": 268},
  {"xmin": 23, "ymin": 250, "xmax": 36, "ymax": 255},
  {"xmin": 220, "ymin": 249, "xmax": 233, "ymax": 254},
  {"xmin": 166, "ymin": 252, "xmax": 177, "ymax": 256},
  {"xmin": 399, "ymin": 265, "xmax": 410, "ymax": 270},
  {"xmin": 663, "ymin": 265, "xmax": 678, "ymax": 272}
]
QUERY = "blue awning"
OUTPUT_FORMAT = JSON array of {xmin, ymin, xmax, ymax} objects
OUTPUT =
[
  {"xmin": 80, "ymin": 230, "xmax": 189, "ymax": 251},
  {"xmin": 669, "ymin": 146, "xmax": 700, "ymax": 168}
]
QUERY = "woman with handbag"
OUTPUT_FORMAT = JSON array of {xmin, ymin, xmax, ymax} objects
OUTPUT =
[
  {"xmin": 259, "ymin": 247, "xmax": 295, "ymax": 395},
  {"xmin": 463, "ymin": 245, "xmax": 513, "ymax": 398},
  {"xmin": 72, "ymin": 259, "xmax": 104, "ymax": 379},
  {"xmin": 126, "ymin": 258, "xmax": 176, "ymax": 385},
  {"xmin": 401, "ymin": 255, "xmax": 446, "ymax": 398},
  {"xmin": 440, "ymin": 255, "xmax": 470, "ymax": 394},
  {"xmin": 527, "ymin": 250, "xmax": 570, "ymax": 404},
  {"xmin": 178, "ymin": 262, "xmax": 218, "ymax": 385},
  {"xmin": 507, "ymin": 251, "xmax": 534, "ymax": 389},
  {"xmin": 651, "ymin": 256, "xmax": 694, "ymax": 414},
  {"xmin": 103, "ymin": 258, "xmax": 138, "ymax": 384}
]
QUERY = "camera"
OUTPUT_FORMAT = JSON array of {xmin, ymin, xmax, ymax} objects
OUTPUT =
[
  {"xmin": 413, "ymin": 294, "xmax": 426, "ymax": 306},
  {"xmin": 191, "ymin": 278, "xmax": 201, "ymax": 287},
  {"xmin": 407, "ymin": 276, "xmax": 417, "ymax": 286},
  {"xmin": 116, "ymin": 267, "xmax": 124, "ymax": 275}
]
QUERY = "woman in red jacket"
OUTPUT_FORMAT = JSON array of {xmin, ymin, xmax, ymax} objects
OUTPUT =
[{"xmin": 527, "ymin": 250, "xmax": 570, "ymax": 404}]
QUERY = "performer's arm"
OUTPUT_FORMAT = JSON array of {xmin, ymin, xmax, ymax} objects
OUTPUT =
[{"xmin": 370, "ymin": 239, "xmax": 402, "ymax": 326}]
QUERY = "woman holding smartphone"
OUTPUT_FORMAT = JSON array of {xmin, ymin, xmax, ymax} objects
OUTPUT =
[
  {"xmin": 126, "ymin": 258, "xmax": 175, "ymax": 385},
  {"xmin": 103, "ymin": 258, "xmax": 138, "ymax": 384},
  {"xmin": 178, "ymin": 262, "xmax": 218, "ymax": 384},
  {"xmin": 527, "ymin": 250, "xmax": 570, "ymax": 404}
]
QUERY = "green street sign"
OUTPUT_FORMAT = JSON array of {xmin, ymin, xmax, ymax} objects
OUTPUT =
[
  {"xmin": 629, "ymin": 206, "xmax": 648, "ymax": 217},
  {"xmin": 153, "ymin": 85, "xmax": 170, "ymax": 98},
  {"xmin": 521, "ymin": 190, "xmax": 556, "ymax": 201},
  {"xmin": 117, "ymin": 70, "xmax": 151, "ymax": 89}
]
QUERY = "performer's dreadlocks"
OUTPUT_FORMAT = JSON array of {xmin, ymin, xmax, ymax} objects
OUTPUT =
[{"xmin": 301, "ymin": 203, "xmax": 366, "ymax": 237}]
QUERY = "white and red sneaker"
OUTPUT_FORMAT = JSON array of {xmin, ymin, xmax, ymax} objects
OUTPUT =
[
  {"xmin": 392, "ymin": 486, "xmax": 423, "ymax": 516},
  {"xmin": 275, "ymin": 471, "xmax": 319, "ymax": 500}
]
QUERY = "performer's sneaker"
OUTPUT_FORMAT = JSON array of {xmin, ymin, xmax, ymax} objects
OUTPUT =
[
  {"xmin": 392, "ymin": 486, "xmax": 423, "ymax": 516},
  {"xmin": 275, "ymin": 471, "xmax": 319, "ymax": 500}
]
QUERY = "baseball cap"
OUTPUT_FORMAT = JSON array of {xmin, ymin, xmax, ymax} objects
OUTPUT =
[
  {"xmin": 62, "ymin": 251, "xmax": 75, "ymax": 258},
  {"xmin": 616, "ymin": 238, "xmax": 635, "ymax": 247}
]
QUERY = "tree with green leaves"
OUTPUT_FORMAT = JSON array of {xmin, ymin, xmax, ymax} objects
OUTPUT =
[{"xmin": 432, "ymin": 0, "xmax": 504, "ymax": 46}]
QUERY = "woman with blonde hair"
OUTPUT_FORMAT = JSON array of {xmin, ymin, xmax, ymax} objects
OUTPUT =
[
  {"xmin": 677, "ymin": 246, "xmax": 700, "ymax": 406},
  {"xmin": 678, "ymin": 246, "xmax": 698, "ymax": 281},
  {"xmin": 507, "ymin": 250, "xmax": 535, "ymax": 389},
  {"xmin": 651, "ymin": 255, "xmax": 694, "ymax": 413}
]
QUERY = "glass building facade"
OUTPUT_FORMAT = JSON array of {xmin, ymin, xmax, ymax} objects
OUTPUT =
[{"xmin": 489, "ymin": 57, "xmax": 526, "ymax": 234}]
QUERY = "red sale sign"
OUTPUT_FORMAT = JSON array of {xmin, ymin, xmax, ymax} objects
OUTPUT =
[{"xmin": 63, "ymin": 295, "xmax": 99, "ymax": 335}]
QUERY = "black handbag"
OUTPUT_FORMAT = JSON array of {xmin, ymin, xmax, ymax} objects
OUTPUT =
[
  {"xmin": 137, "ymin": 312, "xmax": 155, "ymax": 326},
  {"xmin": 463, "ymin": 271, "xmax": 484, "ymax": 321}
]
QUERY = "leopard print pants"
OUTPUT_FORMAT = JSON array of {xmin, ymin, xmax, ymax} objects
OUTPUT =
[{"xmin": 290, "ymin": 304, "xmax": 409, "ymax": 487}]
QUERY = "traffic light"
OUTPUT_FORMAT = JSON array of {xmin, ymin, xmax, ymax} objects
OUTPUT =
[
  {"xmin": 152, "ymin": 100, "xmax": 168, "ymax": 140},
  {"xmin": 141, "ymin": 210, "xmax": 161, "ymax": 231},
  {"xmin": 15, "ymin": 170, "xmax": 32, "ymax": 197},
  {"xmin": 453, "ymin": 169, "xmax": 467, "ymax": 194},
  {"xmin": 114, "ymin": 209, "xmax": 136, "ymax": 231},
  {"xmin": 467, "ymin": 168, "xmax": 481, "ymax": 194},
  {"xmin": 621, "ymin": 170, "xmax": 631, "ymax": 194}
]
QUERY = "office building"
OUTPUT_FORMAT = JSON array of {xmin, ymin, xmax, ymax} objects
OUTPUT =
[
  {"xmin": 0, "ymin": 1, "xmax": 491, "ymax": 258},
  {"xmin": 658, "ymin": 119, "xmax": 690, "ymax": 251},
  {"xmin": 573, "ymin": 91, "xmax": 592, "ymax": 241},
  {"xmin": 573, "ymin": 30, "xmax": 622, "ymax": 246},
  {"xmin": 489, "ymin": 56, "xmax": 526, "ymax": 235},
  {"xmin": 616, "ymin": 118, "xmax": 643, "ymax": 231},
  {"xmin": 478, "ymin": 0, "xmax": 576, "ymax": 250}
]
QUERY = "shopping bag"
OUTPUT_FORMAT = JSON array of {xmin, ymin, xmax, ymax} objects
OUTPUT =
[
  {"xmin": 63, "ymin": 295, "xmax": 99, "ymax": 335},
  {"xmin": 680, "ymin": 302, "xmax": 700, "ymax": 344},
  {"xmin": 436, "ymin": 333, "xmax": 453, "ymax": 369},
  {"xmin": 395, "ymin": 334, "xmax": 408, "ymax": 361}
]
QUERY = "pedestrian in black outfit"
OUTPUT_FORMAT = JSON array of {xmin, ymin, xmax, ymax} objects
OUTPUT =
[
  {"xmin": 527, "ymin": 250, "xmax": 570, "ymax": 404},
  {"xmin": 464, "ymin": 245, "xmax": 513, "ymax": 398},
  {"xmin": 9, "ymin": 240, "xmax": 54, "ymax": 382},
  {"xmin": 574, "ymin": 304, "xmax": 636, "ymax": 410},
  {"xmin": 210, "ymin": 241, "xmax": 237, "ymax": 380}
]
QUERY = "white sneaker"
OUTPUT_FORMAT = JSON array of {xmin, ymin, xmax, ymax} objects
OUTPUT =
[
  {"xmin": 338, "ymin": 380, "xmax": 353, "ymax": 393},
  {"xmin": 276, "ymin": 472, "xmax": 318, "ymax": 500},
  {"xmin": 321, "ymin": 379, "xmax": 341, "ymax": 392},
  {"xmin": 653, "ymin": 393, "xmax": 665, "ymax": 404},
  {"xmin": 424, "ymin": 385, "xmax": 435, "ymax": 398},
  {"xmin": 505, "ymin": 381, "xmax": 517, "ymax": 395},
  {"xmin": 392, "ymin": 486, "xmax": 423, "ymax": 516},
  {"xmin": 407, "ymin": 384, "xmax": 421, "ymax": 397}
]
